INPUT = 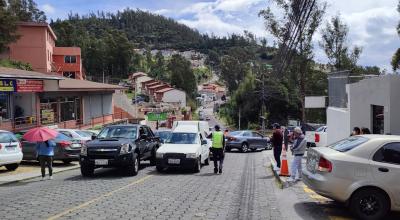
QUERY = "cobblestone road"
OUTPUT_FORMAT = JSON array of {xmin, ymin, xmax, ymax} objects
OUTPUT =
[{"xmin": 0, "ymin": 151, "xmax": 282, "ymax": 220}]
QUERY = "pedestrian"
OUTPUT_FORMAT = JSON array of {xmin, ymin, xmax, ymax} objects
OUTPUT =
[
  {"xmin": 288, "ymin": 127, "xmax": 307, "ymax": 182},
  {"xmin": 282, "ymin": 126, "xmax": 289, "ymax": 151},
  {"xmin": 351, "ymin": 127, "xmax": 361, "ymax": 136},
  {"xmin": 270, "ymin": 123, "xmax": 283, "ymax": 170},
  {"xmin": 36, "ymin": 139, "xmax": 56, "ymax": 180},
  {"xmin": 208, "ymin": 125, "xmax": 225, "ymax": 174},
  {"xmin": 361, "ymin": 127, "xmax": 371, "ymax": 134}
]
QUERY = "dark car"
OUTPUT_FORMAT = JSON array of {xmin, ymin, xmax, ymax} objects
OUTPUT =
[
  {"xmin": 80, "ymin": 124, "xmax": 160, "ymax": 176},
  {"xmin": 21, "ymin": 133, "xmax": 82, "ymax": 164},
  {"xmin": 225, "ymin": 130, "xmax": 271, "ymax": 153}
]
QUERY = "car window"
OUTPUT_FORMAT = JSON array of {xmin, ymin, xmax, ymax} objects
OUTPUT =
[
  {"xmin": 167, "ymin": 132, "xmax": 198, "ymax": 144},
  {"xmin": 145, "ymin": 127, "xmax": 154, "ymax": 137},
  {"xmin": 316, "ymin": 126, "xmax": 326, "ymax": 132},
  {"xmin": 252, "ymin": 132, "xmax": 263, "ymax": 138},
  {"xmin": 97, "ymin": 127, "xmax": 137, "ymax": 139},
  {"xmin": 373, "ymin": 142, "xmax": 400, "ymax": 165},
  {"xmin": 156, "ymin": 131, "xmax": 172, "ymax": 141},
  {"xmin": 55, "ymin": 133, "xmax": 72, "ymax": 141},
  {"xmin": 75, "ymin": 130, "xmax": 91, "ymax": 138},
  {"xmin": 243, "ymin": 132, "xmax": 252, "ymax": 137},
  {"xmin": 328, "ymin": 136, "xmax": 368, "ymax": 152},
  {"xmin": 229, "ymin": 131, "xmax": 242, "ymax": 136},
  {"xmin": 0, "ymin": 132, "xmax": 18, "ymax": 142}
]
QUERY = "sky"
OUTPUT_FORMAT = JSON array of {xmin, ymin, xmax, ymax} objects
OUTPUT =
[{"xmin": 36, "ymin": 0, "xmax": 400, "ymax": 71}]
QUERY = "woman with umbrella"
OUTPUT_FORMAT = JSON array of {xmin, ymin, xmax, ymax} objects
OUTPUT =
[{"xmin": 23, "ymin": 127, "xmax": 58, "ymax": 180}]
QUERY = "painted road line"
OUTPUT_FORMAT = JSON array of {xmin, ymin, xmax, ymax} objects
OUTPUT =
[{"xmin": 47, "ymin": 175, "xmax": 153, "ymax": 220}]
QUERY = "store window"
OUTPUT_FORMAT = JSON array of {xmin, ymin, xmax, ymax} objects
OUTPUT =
[
  {"xmin": 60, "ymin": 97, "xmax": 76, "ymax": 121},
  {"xmin": 64, "ymin": 56, "xmax": 77, "ymax": 63},
  {"xmin": 40, "ymin": 98, "xmax": 58, "ymax": 125},
  {"xmin": 0, "ymin": 94, "xmax": 10, "ymax": 120}
]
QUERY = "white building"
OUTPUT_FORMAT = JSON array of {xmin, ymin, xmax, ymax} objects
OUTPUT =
[
  {"xmin": 326, "ymin": 72, "xmax": 400, "ymax": 144},
  {"xmin": 135, "ymin": 76, "xmax": 152, "ymax": 93},
  {"xmin": 160, "ymin": 89, "xmax": 186, "ymax": 108}
]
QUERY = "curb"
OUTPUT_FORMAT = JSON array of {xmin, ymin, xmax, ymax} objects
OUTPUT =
[
  {"xmin": 0, "ymin": 165, "xmax": 80, "ymax": 186},
  {"xmin": 269, "ymin": 157, "xmax": 289, "ymax": 189}
]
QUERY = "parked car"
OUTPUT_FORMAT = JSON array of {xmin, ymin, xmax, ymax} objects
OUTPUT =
[
  {"xmin": 154, "ymin": 129, "xmax": 172, "ymax": 144},
  {"xmin": 81, "ymin": 130, "xmax": 100, "ymax": 138},
  {"xmin": 302, "ymin": 135, "xmax": 400, "ymax": 220},
  {"xmin": 21, "ymin": 133, "xmax": 82, "ymax": 164},
  {"xmin": 226, "ymin": 130, "xmax": 271, "ymax": 152},
  {"xmin": 0, "ymin": 131, "xmax": 23, "ymax": 171},
  {"xmin": 132, "ymin": 96, "xmax": 145, "ymax": 104},
  {"xmin": 155, "ymin": 125, "xmax": 210, "ymax": 172},
  {"xmin": 57, "ymin": 129, "xmax": 92, "ymax": 142},
  {"xmin": 306, "ymin": 125, "xmax": 326, "ymax": 147},
  {"xmin": 314, "ymin": 126, "xmax": 327, "ymax": 147},
  {"xmin": 80, "ymin": 124, "xmax": 160, "ymax": 176}
]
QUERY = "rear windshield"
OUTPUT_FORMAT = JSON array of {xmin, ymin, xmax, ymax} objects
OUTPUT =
[
  {"xmin": 328, "ymin": 136, "xmax": 368, "ymax": 152},
  {"xmin": 75, "ymin": 130, "xmax": 91, "ymax": 137},
  {"xmin": 229, "ymin": 131, "xmax": 242, "ymax": 136},
  {"xmin": 0, "ymin": 132, "xmax": 18, "ymax": 143},
  {"xmin": 316, "ymin": 126, "xmax": 326, "ymax": 132},
  {"xmin": 55, "ymin": 133, "xmax": 72, "ymax": 141}
]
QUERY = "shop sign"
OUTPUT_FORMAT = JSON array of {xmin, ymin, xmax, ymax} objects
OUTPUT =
[
  {"xmin": 41, "ymin": 109, "xmax": 55, "ymax": 124},
  {"xmin": 0, "ymin": 79, "xmax": 16, "ymax": 92},
  {"xmin": 147, "ymin": 112, "xmax": 167, "ymax": 121},
  {"xmin": 16, "ymin": 80, "xmax": 44, "ymax": 92}
]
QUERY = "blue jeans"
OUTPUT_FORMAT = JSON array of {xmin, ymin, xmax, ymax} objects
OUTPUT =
[{"xmin": 290, "ymin": 155, "xmax": 303, "ymax": 179}]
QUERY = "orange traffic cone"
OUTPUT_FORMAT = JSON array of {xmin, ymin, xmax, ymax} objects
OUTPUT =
[{"xmin": 280, "ymin": 146, "xmax": 290, "ymax": 176}]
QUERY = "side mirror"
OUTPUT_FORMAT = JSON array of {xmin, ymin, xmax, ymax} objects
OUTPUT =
[
  {"xmin": 140, "ymin": 134, "xmax": 148, "ymax": 140},
  {"xmin": 91, "ymin": 135, "xmax": 96, "ymax": 140},
  {"xmin": 201, "ymin": 140, "xmax": 207, "ymax": 145}
]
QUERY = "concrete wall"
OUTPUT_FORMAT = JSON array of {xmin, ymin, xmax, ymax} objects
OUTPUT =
[
  {"xmin": 348, "ymin": 77, "xmax": 391, "ymax": 134},
  {"xmin": 162, "ymin": 89, "xmax": 186, "ymax": 108},
  {"xmin": 389, "ymin": 77, "xmax": 400, "ymax": 134},
  {"xmin": 327, "ymin": 107, "xmax": 350, "ymax": 145},
  {"xmin": 83, "ymin": 93, "xmax": 113, "ymax": 124}
]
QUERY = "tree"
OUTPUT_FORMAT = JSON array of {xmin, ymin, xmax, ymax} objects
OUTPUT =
[
  {"xmin": 150, "ymin": 51, "xmax": 168, "ymax": 81},
  {"xmin": 0, "ymin": 0, "xmax": 19, "ymax": 51},
  {"xmin": 320, "ymin": 15, "xmax": 362, "ymax": 71},
  {"xmin": 392, "ymin": 1, "xmax": 400, "ymax": 72},
  {"xmin": 168, "ymin": 54, "xmax": 196, "ymax": 97},
  {"xmin": 7, "ymin": 0, "xmax": 46, "ymax": 22}
]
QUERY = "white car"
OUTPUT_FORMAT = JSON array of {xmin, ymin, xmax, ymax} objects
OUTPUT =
[
  {"xmin": 0, "ymin": 130, "xmax": 23, "ymax": 171},
  {"xmin": 57, "ymin": 129, "xmax": 92, "ymax": 142},
  {"xmin": 314, "ymin": 126, "xmax": 327, "ymax": 147},
  {"xmin": 303, "ymin": 135, "xmax": 400, "ymax": 219},
  {"xmin": 155, "ymin": 125, "xmax": 210, "ymax": 172}
]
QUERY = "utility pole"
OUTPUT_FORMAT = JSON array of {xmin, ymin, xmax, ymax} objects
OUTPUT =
[{"xmin": 238, "ymin": 108, "xmax": 241, "ymax": 130}]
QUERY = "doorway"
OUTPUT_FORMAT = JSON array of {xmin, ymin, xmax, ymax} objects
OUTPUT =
[{"xmin": 372, "ymin": 105, "xmax": 384, "ymax": 134}]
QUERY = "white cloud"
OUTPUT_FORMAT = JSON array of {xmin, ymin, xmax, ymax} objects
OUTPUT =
[
  {"xmin": 154, "ymin": 9, "xmax": 171, "ymax": 15},
  {"xmin": 214, "ymin": 0, "xmax": 263, "ymax": 12},
  {"xmin": 41, "ymin": 4, "xmax": 55, "ymax": 14}
]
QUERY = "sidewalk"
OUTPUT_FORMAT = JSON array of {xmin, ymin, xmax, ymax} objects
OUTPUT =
[
  {"xmin": 268, "ymin": 149, "xmax": 307, "ymax": 188},
  {"xmin": 0, "ymin": 161, "xmax": 80, "ymax": 185}
]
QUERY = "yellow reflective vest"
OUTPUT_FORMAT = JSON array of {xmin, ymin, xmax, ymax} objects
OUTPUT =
[{"xmin": 212, "ymin": 131, "xmax": 224, "ymax": 148}]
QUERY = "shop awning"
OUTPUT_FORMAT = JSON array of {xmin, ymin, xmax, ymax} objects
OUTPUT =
[
  {"xmin": 58, "ymin": 78, "xmax": 126, "ymax": 91},
  {"xmin": 0, "ymin": 67, "xmax": 63, "ymax": 80}
]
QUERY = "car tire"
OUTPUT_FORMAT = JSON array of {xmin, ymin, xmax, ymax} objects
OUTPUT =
[
  {"xmin": 194, "ymin": 157, "xmax": 201, "ymax": 173},
  {"xmin": 81, "ymin": 165, "xmax": 94, "ymax": 177},
  {"xmin": 62, "ymin": 159, "xmax": 72, "ymax": 164},
  {"xmin": 225, "ymin": 147, "xmax": 231, "ymax": 152},
  {"xmin": 350, "ymin": 188, "xmax": 390, "ymax": 220},
  {"xmin": 127, "ymin": 153, "xmax": 139, "ymax": 176},
  {"xmin": 156, "ymin": 165, "xmax": 165, "ymax": 172},
  {"xmin": 240, "ymin": 143, "xmax": 249, "ymax": 153},
  {"xmin": 5, "ymin": 163, "xmax": 19, "ymax": 171},
  {"xmin": 204, "ymin": 157, "xmax": 209, "ymax": 165},
  {"xmin": 265, "ymin": 143, "xmax": 272, "ymax": 150}
]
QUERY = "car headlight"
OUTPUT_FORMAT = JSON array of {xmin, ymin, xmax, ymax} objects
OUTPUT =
[
  {"xmin": 156, "ymin": 152, "xmax": 164, "ymax": 158},
  {"xmin": 81, "ymin": 144, "xmax": 87, "ymax": 156},
  {"xmin": 120, "ymin": 143, "xmax": 130, "ymax": 155},
  {"xmin": 186, "ymin": 153, "xmax": 198, "ymax": 159}
]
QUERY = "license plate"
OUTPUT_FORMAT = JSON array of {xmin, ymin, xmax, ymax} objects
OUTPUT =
[
  {"xmin": 95, "ymin": 159, "xmax": 108, "ymax": 165},
  {"xmin": 72, "ymin": 143, "xmax": 81, "ymax": 148},
  {"xmin": 168, "ymin": 159, "xmax": 180, "ymax": 164}
]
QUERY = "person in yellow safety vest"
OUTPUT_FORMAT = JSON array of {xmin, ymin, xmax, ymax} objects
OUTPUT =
[{"xmin": 207, "ymin": 125, "xmax": 225, "ymax": 174}]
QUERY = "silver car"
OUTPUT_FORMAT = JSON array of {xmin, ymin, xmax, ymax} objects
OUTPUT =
[
  {"xmin": 225, "ymin": 130, "xmax": 271, "ymax": 152},
  {"xmin": 302, "ymin": 135, "xmax": 400, "ymax": 220}
]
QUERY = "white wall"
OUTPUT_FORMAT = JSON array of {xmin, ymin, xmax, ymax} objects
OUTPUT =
[
  {"xmin": 83, "ymin": 93, "xmax": 113, "ymax": 124},
  {"xmin": 326, "ymin": 107, "xmax": 350, "ymax": 145},
  {"xmin": 136, "ymin": 76, "xmax": 152, "ymax": 92},
  {"xmin": 162, "ymin": 89, "xmax": 186, "ymax": 108},
  {"xmin": 305, "ymin": 96, "xmax": 326, "ymax": 108}
]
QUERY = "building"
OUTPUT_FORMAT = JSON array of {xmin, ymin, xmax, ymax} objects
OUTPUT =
[
  {"xmin": 326, "ymin": 72, "xmax": 398, "ymax": 144},
  {"xmin": 0, "ymin": 67, "xmax": 125, "ymax": 132},
  {"xmin": 156, "ymin": 88, "xmax": 186, "ymax": 108},
  {"xmin": 53, "ymin": 47, "xmax": 83, "ymax": 79}
]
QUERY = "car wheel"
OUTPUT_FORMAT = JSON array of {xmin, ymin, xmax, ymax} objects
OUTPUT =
[
  {"xmin": 5, "ymin": 163, "xmax": 19, "ymax": 171},
  {"xmin": 156, "ymin": 165, "xmax": 164, "ymax": 172},
  {"xmin": 81, "ymin": 165, "xmax": 94, "ymax": 177},
  {"xmin": 127, "ymin": 153, "xmax": 140, "ymax": 176},
  {"xmin": 204, "ymin": 157, "xmax": 209, "ymax": 166},
  {"xmin": 62, "ymin": 159, "xmax": 72, "ymax": 164},
  {"xmin": 241, "ymin": 143, "xmax": 249, "ymax": 153},
  {"xmin": 149, "ymin": 149, "xmax": 157, "ymax": 166},
  {"xmin": 265, "ymin": 143, "xmax": 272, "ymax": 150},
  {"xmin": 350, "ymin": 188, "xmax": 390, "ymax": 220},
  {"xmin": 194, "ymin": 157, "xmax": 201, "ymax": 173}
]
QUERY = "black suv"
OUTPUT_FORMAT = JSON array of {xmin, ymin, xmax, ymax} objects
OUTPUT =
[{"xmin": 79, "ymin": 124, "xmax": 160, "ymax": 176}]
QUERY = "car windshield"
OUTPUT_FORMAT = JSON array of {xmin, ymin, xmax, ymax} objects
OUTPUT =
[
  {"xmin": 166, "ymin": 133, "xmax": 198, "ymax": 144},
  {"xmin": 229, "ymin": 131, "xmax": 242, "ymax": 136},
  {"xmin": 97, "ymin": 127, "xmax": 137, "ymax": 139},
  {"xmin": 75, "ymin": 130, "xmax": 91, "ymax": 138},
  {"xmin": 0, "ymin": 132, "xmax": 18, "ymax": 143},
  {"xmin": 316, "ymin": 126, "xmax": 326, "ymax": 132},
  {"xmin": 328, "ymin": 136, "xmax": 368, "ymax": 152},
  {"xmin": 156, "ymin": 131, "xmax": 172, "ymax": 141},
  {"xmin": 55, "ymin": 133, "xmax": 73, "ymax": 141}
]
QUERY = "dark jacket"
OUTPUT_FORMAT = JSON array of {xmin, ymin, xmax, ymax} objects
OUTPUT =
[{"xmin": 271, "ymin": 129, "xmax": 283, "ymax": 148}]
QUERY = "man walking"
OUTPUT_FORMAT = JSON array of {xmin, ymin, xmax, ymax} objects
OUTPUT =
[
  {"xmin": 208, "ymin": 125, "xmax": 225, "ymax": 174},
  {"xmin": 289, "ymin": 127, "xmax": 307, "ymax": 181},
  {"xmin": 270, "ymin": 123, "xmax": 283, "ymax": 170}
]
